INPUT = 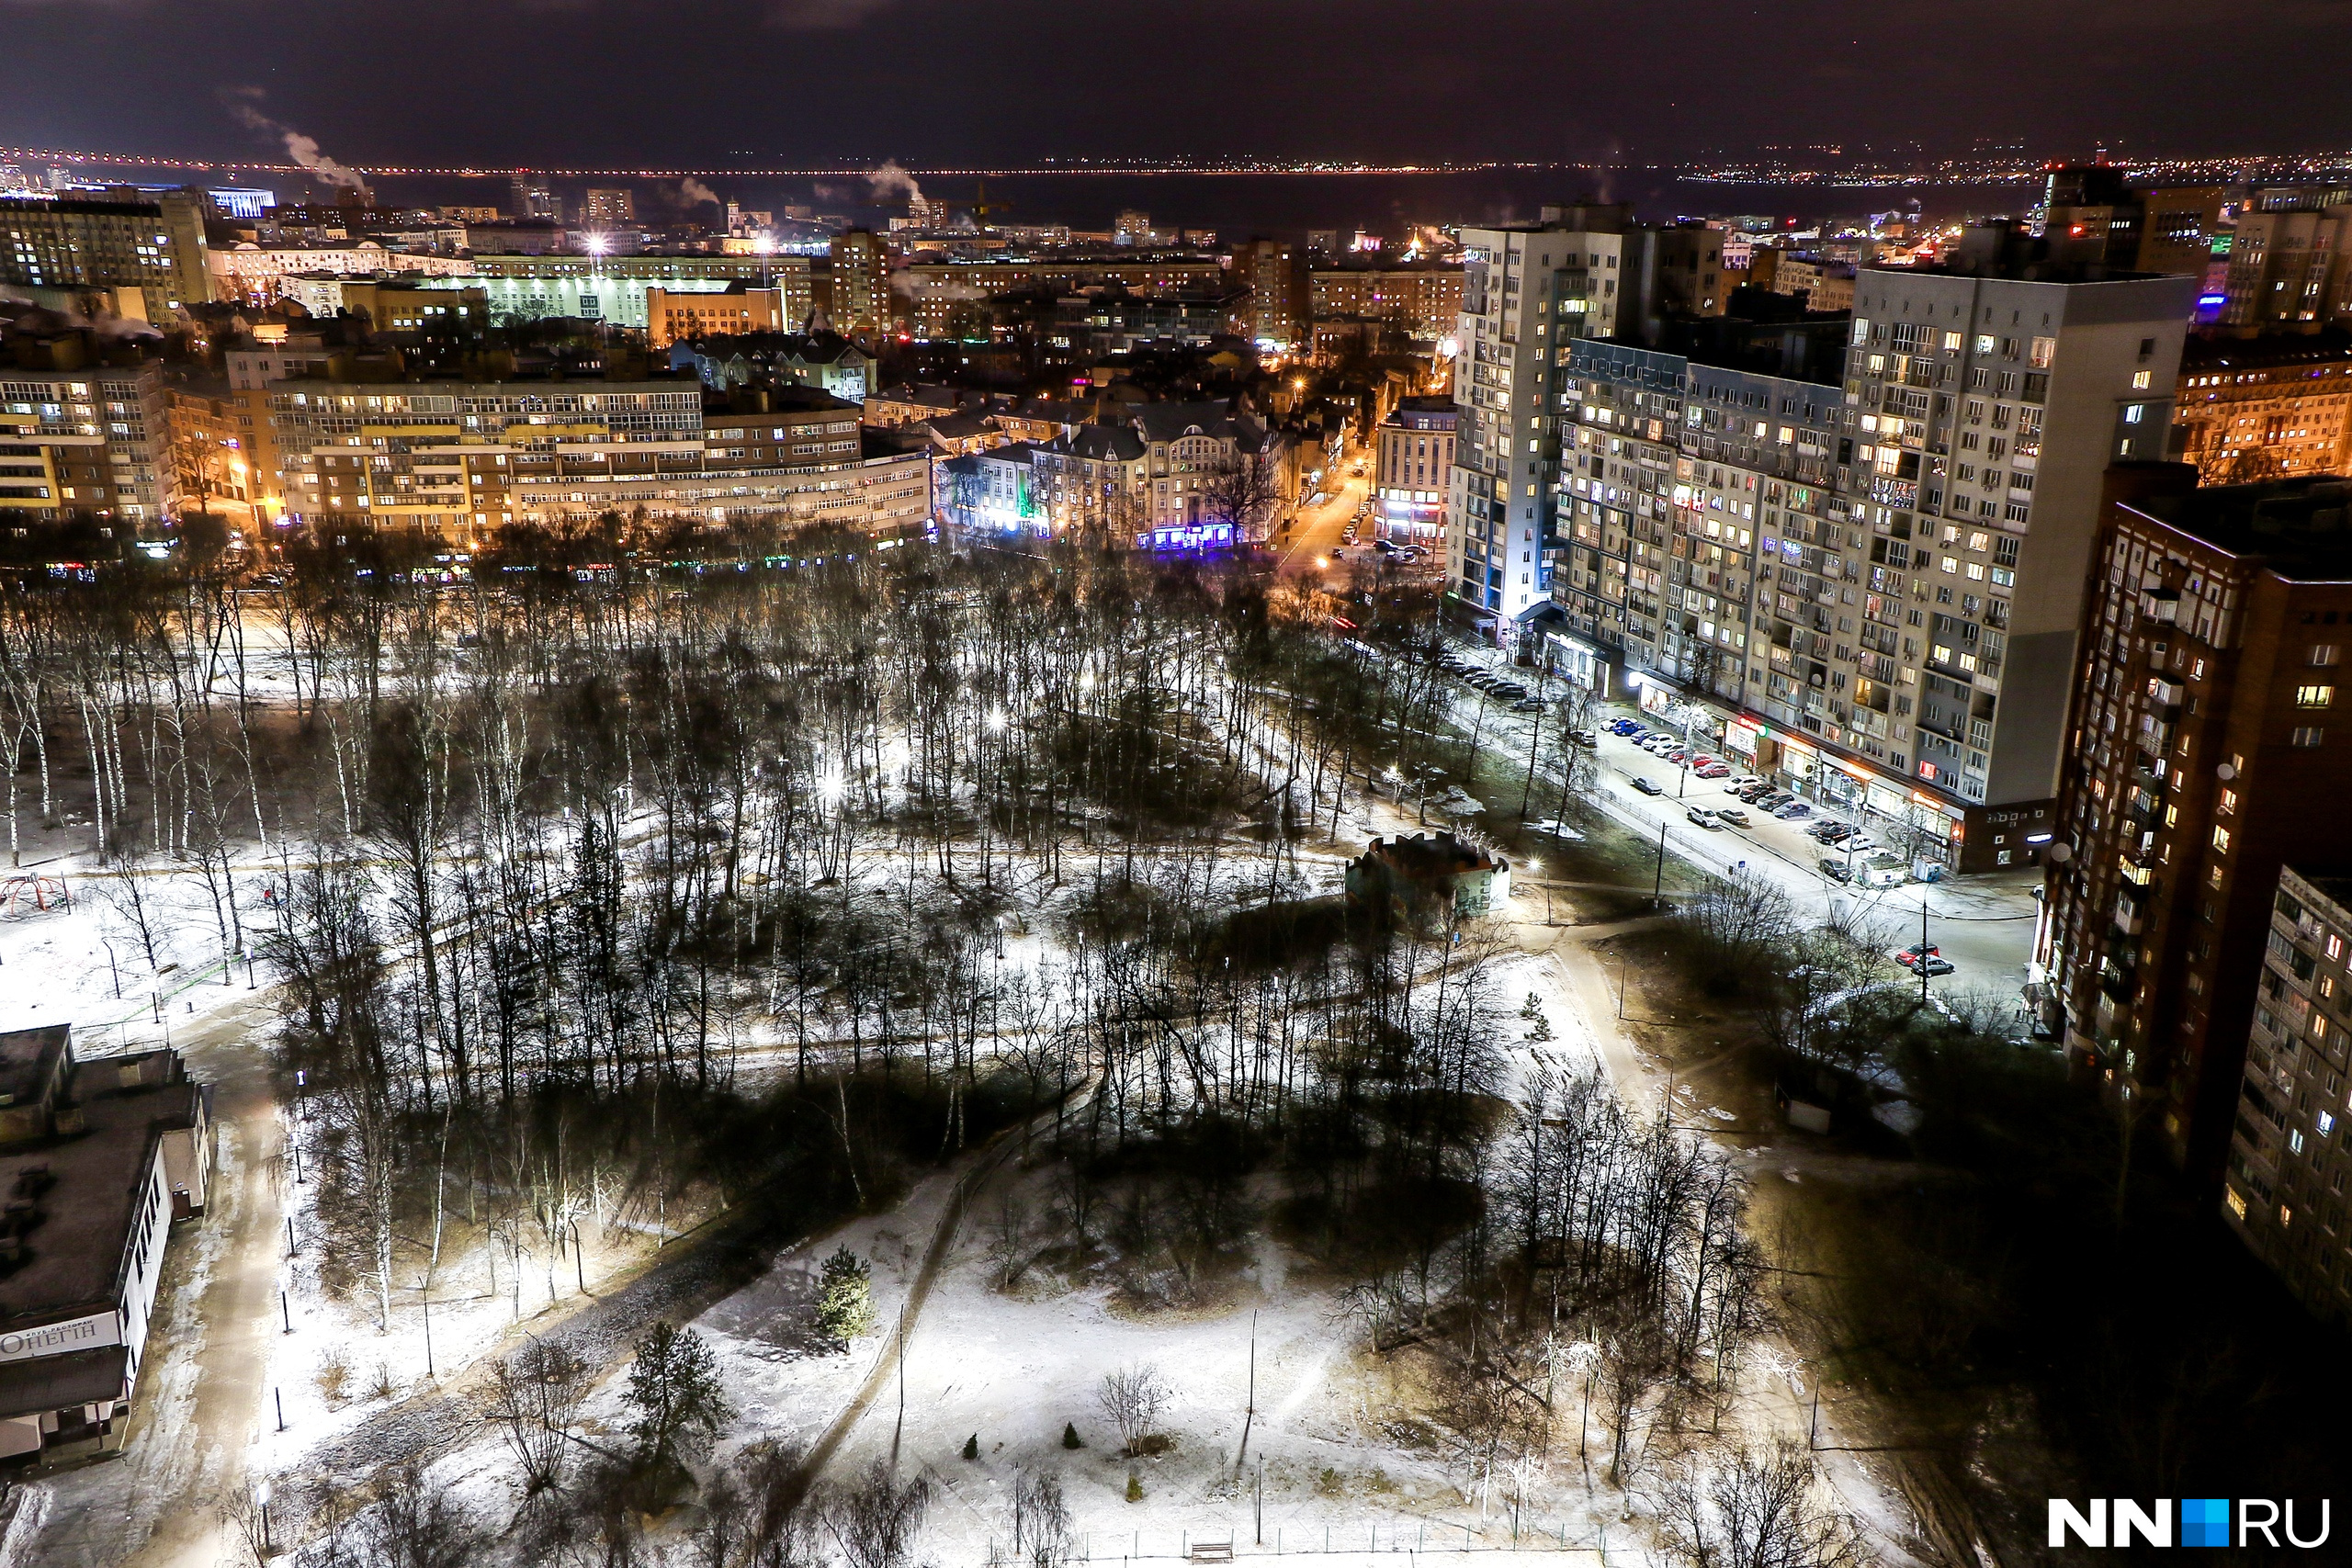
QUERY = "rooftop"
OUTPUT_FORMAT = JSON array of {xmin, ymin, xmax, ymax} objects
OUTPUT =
[
  {"xmin": 2284, "ymin": 866, "xmax": 2352, "ymax": 919},
  {"xmin": 2127, "ymin": 475, "xmax": 2352, "ymax": 579},
  {"xmin": 0, "ymin": 1039, "xmax": 201, "ymax": 1333},
  {"xmin": 2183, "ymin": 327, "xmax": 2352, "ymax": 374},
  {"xmin": 0, "ymin": 1027, "xmax": 66, "ymax": 1117}
]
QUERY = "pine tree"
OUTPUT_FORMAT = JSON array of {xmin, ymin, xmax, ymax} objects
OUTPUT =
[
  {"xmin": 1061, "ymin": 1421, "xmax": 1084, "ymax": 1450},
  {"xmin": 1125, "ymin": 1471, "xmax": 1144, "ymax": 1504},
  {"xmin": 815, "ymin": 1245, "xmax": 877, "ymax": 1349},
  {"xmin": 624, "ymin": 1322, "xmax": 735, "ymax": 1474}
]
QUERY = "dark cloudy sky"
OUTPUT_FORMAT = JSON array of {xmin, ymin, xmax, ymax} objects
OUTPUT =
[{"xmin": 6, "ymin": 0, "xmax": 2351, "ymax": 167}]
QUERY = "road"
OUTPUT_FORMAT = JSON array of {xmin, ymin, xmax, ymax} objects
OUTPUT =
[
  {"xmin": 1427, "ymin": 642, "xmax": 2041, "ymax": 995},
  {"xmin": 1272, "ymin": 466, "xmax": 1367, "ymax": 581},
  {"xmin": 28, "ymin": 995, "xmax": 284, "ymax": 1568}
]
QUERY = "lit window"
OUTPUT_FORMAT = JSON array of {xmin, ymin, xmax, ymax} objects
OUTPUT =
[
  {"xmin": 2331, "ymin": 934, "xmax": 2346, "ymax": 962},
  {"xmin": 2298, "ymin": 685, "xmax": 2335, "ymax": 708},
  {"xmin": 2132, "ymin": 370, "xmax": 2154, "ymax": 389},
  {"xmin": 2322, "ymin": 1111, "xmax": 2338, "ymax": 1136},
  {"xmin": 2213, "ymin": 826, "xmax": 2232, "ymax": 852}
]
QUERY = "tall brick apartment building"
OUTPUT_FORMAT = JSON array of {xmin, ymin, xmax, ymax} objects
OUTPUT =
[{"xmin": 2041, "ymin": 468, "xmax": 2352, "ymax": 1180}]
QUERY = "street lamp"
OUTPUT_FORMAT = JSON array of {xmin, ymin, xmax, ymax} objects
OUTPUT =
[{"xmin": 256, "ymin": 1480, "xmax": 272, "ymax": 1556}]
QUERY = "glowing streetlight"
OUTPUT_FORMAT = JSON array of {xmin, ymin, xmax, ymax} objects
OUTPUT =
[
  {"xmin": 985, "ymin": 708, "xmax": 1007, "ymax": 735},
  {"xmin": 817, "ymin": 765, "xmax": 845, "ymax": 807}
]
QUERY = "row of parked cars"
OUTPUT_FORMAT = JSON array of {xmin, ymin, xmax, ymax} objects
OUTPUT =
[
  {"xmin": 1606, "ymin": 718, "xmax": 1735, "ymax": 780},
  {"xmin": 1436, "ymin": 651, "xmax": 1545, "ymax": 713}
]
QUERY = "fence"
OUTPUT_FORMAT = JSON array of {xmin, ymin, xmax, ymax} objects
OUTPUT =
[{"xmin": 1061, "ymin": 1519, "xmax": 1618, "ymax": 1563}]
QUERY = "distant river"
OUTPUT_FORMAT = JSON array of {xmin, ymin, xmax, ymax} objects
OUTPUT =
[{"xmin": 359, "ymin": 169, "xmax": 2038, "ymax": 239}]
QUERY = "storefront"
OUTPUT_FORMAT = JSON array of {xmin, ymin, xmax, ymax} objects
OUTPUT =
[{"xmin": 1542, "ymin": 631, "xmax": 1615, "ymax": 696}]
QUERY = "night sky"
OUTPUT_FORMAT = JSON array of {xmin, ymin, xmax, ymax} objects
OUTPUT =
[{"xmin": 6, "ymin": 0, "xmax": 2351, "ymax": 168}]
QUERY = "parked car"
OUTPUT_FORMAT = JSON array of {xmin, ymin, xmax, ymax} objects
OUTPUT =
[
  {"xmin": 1569, "ymin": 728, "xmax": 1600, "ymax": 748},
  {"xmin": 1490, "ymin": 683, "xmax": 1530, "ymax": 700},
  {"xmin": 1843, "ymin": 837, "xmax": 1881, "ymax": 856},
  {"xmin": 1915, "ymin": 955, "xmax": 1956, "ymax": 976},
  {"xmin": 1694, "ymin": 761, "xmax": 1731, "ymax": 780},
  {"xmin": 1817, "ymin": 857, "xmax": 1854, "ymax": 884},
  {"xmin": 1510, "ymin": 698, "xmax": 1544, "ymax": 714},
  {"xmin": 1715, "ymin": 807, "xmax": 1751, "ymax": 828},
  {"xmin": 1812, "ymin": 822, "xmax": 1852, "ymax": 842},
  {"xmin": 1758, "ymin": 791, "xmax": 1794, "ymax": 809},
  {"xmin": 1774, "ymin": 800, "xmax": 1814, "ymax": 819},
  {"xmin": 1894, "ymin": 942, "xmax": 1941, "ymax": 969},
  {"xmin": 1631, "ymin": 776, "xmax": 1664, "ymax": 795},
  {"xmin": 1663, "ymin": 749, "xmax": 1690, "ymax": 765},
  {"xmin": 1686, "ymin": 806, "xmax": 1721, "ymax": 829},
  {"xmin": 1374, "ymin": 538, "xmax": 1400, "ymax": 555},
  {"xmin": 1611, "ymin": 718, "xmax": 1644, "ymax": 735}
]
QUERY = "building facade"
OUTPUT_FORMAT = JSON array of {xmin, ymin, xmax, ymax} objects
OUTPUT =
[
  {"xmin": 1527, "ymin": 241, "xmax": 2196, "ymax": 873},
  {"xmin": 2175, "ymin": 332, "xmax": 2352, "ymax": 484},
  {"xmin": 0, "ymin": 359, "xmax": 173, "ymax": 522},
  {"xmin": 2041, "ymin": 472, "xmax": 2352, "ymax": 1181},
  {"xmin": 1231, "ymin": 240, "xmax": 1306, "ymax": 347},
  {"xmin": 1, "ymin": 193, "xmax": 210, "ymax": 322},
  {"xmin": 206, "ymin": 242, "xmax": 472, "ymax": 303},
  {"xmin": 267, "ymin": 376, "xmax": 704, "ymax": 534},
  {"xmin": 830, "ymin": 231, "xmax": 889, "ymax": 341},
  {"xmin": 1447, "ymin": 209, "xmax": 1634, "ymax": 629},
  {"xmin": 432, "ymin": 254, "xmax": 812, "ymax": 333},
  {"xmin": 2222, "ymin": 866, "xmax": 2352, "ymax": 1325},
  {"xmin": 646, "ymin": 285, "xmax": 788, "ymax": 348},
  {"xmin": 1374, "ymin": 395, "xmax": 1456, "ymax": 541},
  {"xmin": 1309, "ymin": 264, "xmax": 1465, "ymax": 341},
  {"xmin": 2208, "ymin": 207, "xmax": 2352, "ymax": 335},
  {"xmin": 0, "ymin": 1028, "xmax": 209, "ymax": 1463}
]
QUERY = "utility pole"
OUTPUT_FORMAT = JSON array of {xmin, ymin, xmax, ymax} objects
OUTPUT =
[
  {"xmin": 892, "ymin": 1305, "xmax": 907, "ymax": 1466},
  {"xmin": 1236, "ymin": 1309, "xmax": 1258, "ymax": 1469},
  {"xmin": 1920, "ymin": 894, "xmax": 1931, "ymax": 1005},
  {"xmin": 1653, "ymin": 819, "xmax": 1668, "ymax": 904}
]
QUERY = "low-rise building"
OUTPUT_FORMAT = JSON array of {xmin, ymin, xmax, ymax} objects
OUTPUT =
[
  {"xmin": 1344, "ymin": 832, "xmax": 1511, "ymax": 927},
  {"xmin": 646, "ymin": 284, "xmax": 789, "ymax": 349},
  {"xmin": 206, "ymin": 241, "xmax": 472, "ymax": 304},
  {"xmin": 0, "ymin": 1027, "xmax": 210, "ymax": 1462},
  {"xmin": 670, "ymin": 333, "xmax": 874, "ymax": 403},
  {"xmin": 1374, "ymin": 395, "xmax": 1456, "ymax": 542}
]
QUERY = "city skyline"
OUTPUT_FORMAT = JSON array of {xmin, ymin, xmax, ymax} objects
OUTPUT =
[{"xmin": 6, "ymin": 0, "xmax": 2352, "ymax": 172}]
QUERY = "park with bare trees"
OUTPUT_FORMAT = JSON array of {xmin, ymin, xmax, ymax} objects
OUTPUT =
[{"xmin": 0, "ymin": 518, "xmax": 1930, "ymax": 1567}]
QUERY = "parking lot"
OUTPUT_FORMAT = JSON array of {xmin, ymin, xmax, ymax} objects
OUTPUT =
[{"xmin": 1427, "ymin": 640, "xmax": 2044, "ymax": 994}]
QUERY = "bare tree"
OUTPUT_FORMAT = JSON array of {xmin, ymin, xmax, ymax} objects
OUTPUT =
[
  {"xmin": 484, "ymin": 1337, "xmax": 592, "ymax": 1509},
  {"xmin": 1097, "ymin": 1362, "xmax": 1173, "ymax": 1456},
  {"xmin": 1011, "ymin": 1468, "xmax": 1072, "ymax": 1567},
  {"xmin": 1651, "ymin": 1438, "xmax": 1868, "ymax": 1568},
  {"xmin": 824, "ymin": 1459, "xmax": 931, "ymax": 1568}
]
